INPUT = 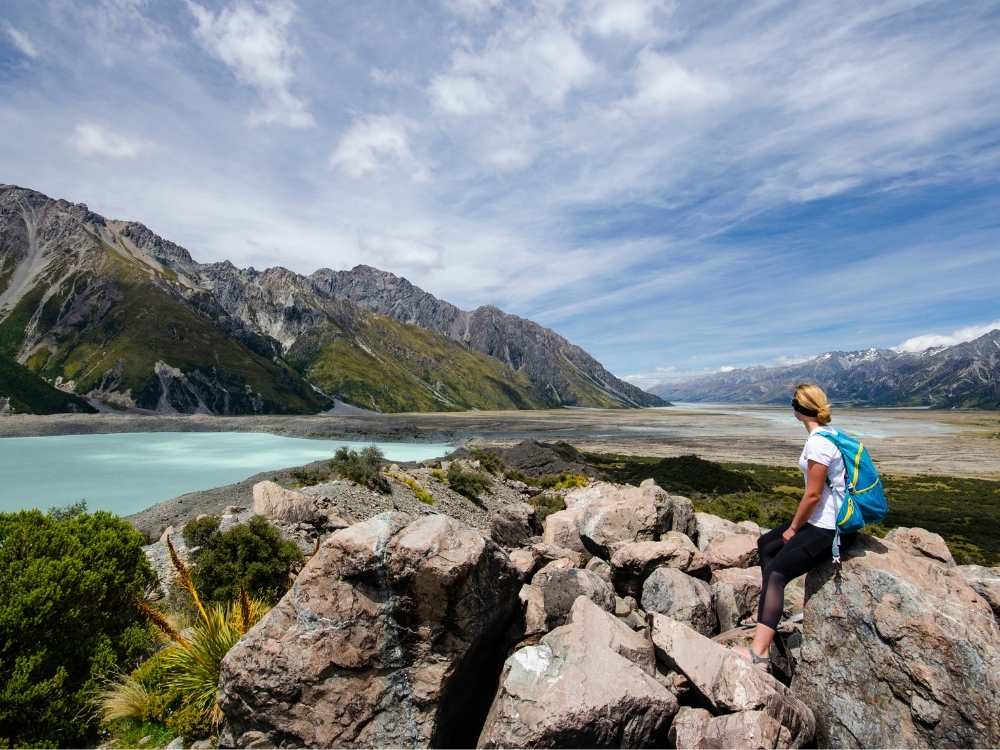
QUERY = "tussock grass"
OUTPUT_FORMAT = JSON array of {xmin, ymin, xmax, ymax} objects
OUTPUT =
[{"xmin": 97, "ymin": 534, "xmax": 271, "ymax": 743}]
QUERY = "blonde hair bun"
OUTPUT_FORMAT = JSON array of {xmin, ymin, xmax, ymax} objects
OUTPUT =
[{"xmin": 793, "ymin": 382, "xmax": 832, "ymax": 424}]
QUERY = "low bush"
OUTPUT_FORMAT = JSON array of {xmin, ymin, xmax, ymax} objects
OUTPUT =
[
  {"xmin": 389, "ymin": 473, "xmax": 435, "ymax": 505},
  {"xmin": 529, "ymin": 492, "xmax": 566, "ymax": 524},
  {"xmin": 182, "ymin": 515, "xmax": 220, "ymax": 548},
  {"xmin": 446, "ymin": 463, "xmax": 491, "ymax": 501},
  {"xmin": 329, "ymin": 445, "xmax": 390, "ymax": 493},
  {"xmin": 0, "ymin": 504, "xmax": 156, "ymax": 747},
  {"xmin": 534, "ymin": 472, "xmax": 589, "ymax": 491},
  {"xmin": 191, "ymin": 517, "xmax": 303, "ymax": 605},
  {"xmin": 469, "ymin": 447, "xmax": 505, "ymax": 476}
]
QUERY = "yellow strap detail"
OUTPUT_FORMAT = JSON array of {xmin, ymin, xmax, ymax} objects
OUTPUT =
[
  {"xmin": 855, "ymin": 477, "xmax": 880, "ymax": 494},
  {"xmin": 852, "ymin": 442, "xmax": 864, "ymax": 488},
  {"xmin": 838, "ymin": 496, "xmax": 855, "ymax": 526}
]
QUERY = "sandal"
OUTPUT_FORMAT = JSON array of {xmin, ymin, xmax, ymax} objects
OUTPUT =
[{"xmin": 732, "ymin": 646, "xmax": 771, "ymax": 673}]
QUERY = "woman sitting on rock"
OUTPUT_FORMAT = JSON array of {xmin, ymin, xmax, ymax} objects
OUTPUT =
[{"xmin": 735, "ymin": 382, "xmax": 856, "ymax": 671}]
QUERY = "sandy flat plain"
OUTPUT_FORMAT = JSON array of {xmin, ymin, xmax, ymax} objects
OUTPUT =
[{"xmin": 3, "ymin": 403, "xmax": 999, "ymax": 480}]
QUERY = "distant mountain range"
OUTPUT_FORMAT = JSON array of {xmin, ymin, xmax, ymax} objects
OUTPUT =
[
  {"xmin": 653, "ymin": 331, "xmax": 1000, "ymax": 408},
  {"xmin": 0, "ymin": 184, "xmax": 664, "ymax": 415}
]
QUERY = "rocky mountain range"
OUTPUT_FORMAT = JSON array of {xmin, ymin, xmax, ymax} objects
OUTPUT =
[
  {"xmin": 653, "ymin": 331, "xmax": 1000, "ymax": 408},
  {"xmin": 0, "ymin": 184, "xmax": 664, "ymax": 415}
]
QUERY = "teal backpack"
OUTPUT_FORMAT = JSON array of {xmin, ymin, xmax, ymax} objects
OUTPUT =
[{"xmin": 816, "ymin": 429, "xmax": 889, "ymax": 562}]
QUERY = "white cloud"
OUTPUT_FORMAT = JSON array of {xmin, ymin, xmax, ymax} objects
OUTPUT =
[
  {"xmin": 893, "ymin": 319, "xmax": 1000, "ymax": 353},
  {"xmin": 445, "ymin": 0, "xmax": 501, "ymax": 20},
  {"xmin": 773, "ymin": 354, "xmax": 815, "ymax": 366},
  {"xmin": 429, "ymin": 75, "xmax": 496, "ymax": 116},
  {"xmin": 5, "ymin": 23, "xmax": 38, "ymax": 58},
  {"xmin": 717, "ymin": 365, "xmax": 735, "ymax": 372},
  {"xmin": 624, "ymin": 49, "xmax": 727, "ymax": 114},
  {"xmin": 582, "ymin": 0, "xmax": 673, "ymax": 40},
  {"xmin": 71, "ymin": 123, "xmax": 143, "ymax": 159},
  {"xmin": 429, "ymin": 11, "xmax": 597, "ymax": 116},
  {"xmin": 330, "ymin": 116, "xmax": 429, "ymax": 181},
  {"xmin": 187, "ymin": 0, "xmax": 314, "ymax": 128}
]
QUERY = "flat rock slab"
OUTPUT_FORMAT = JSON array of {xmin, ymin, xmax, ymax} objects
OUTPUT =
[
  {"xmin": 650, "ymin": 614, "xmax": 815, "ymax": 747},
  {"xmin": 478, "ymin": 597, "xmax": 678, "ymax": 748}
]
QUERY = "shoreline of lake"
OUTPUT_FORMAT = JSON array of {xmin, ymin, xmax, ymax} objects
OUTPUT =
[{"xmin": 3, "ymin": 405, "xmax": 998, "ymax": 480}]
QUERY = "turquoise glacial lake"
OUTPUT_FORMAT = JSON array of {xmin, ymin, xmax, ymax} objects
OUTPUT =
[{"xmin": 0, "ymin": 432, "xmax": 453, "ymax": 516}]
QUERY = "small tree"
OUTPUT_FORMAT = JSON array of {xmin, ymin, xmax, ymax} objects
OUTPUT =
[
  {"xmin": 191, "ymin": 517, "xmax": 303, "ymax": 605},
  {"xmin": 329, "ymin": 445, "xmax": 390, "ymax": 493}
]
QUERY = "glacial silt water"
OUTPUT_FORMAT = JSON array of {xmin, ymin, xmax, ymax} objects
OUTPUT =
[{"xmin": 0, "ymin": 432, "xmax": 452, "ymax": 515}]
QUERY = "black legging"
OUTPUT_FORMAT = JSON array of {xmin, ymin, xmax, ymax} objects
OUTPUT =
[{"xmin": 756, "ymin": 522, "xmax": 855, "ymax": 630}]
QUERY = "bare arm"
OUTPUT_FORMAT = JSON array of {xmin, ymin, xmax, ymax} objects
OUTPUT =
[{"xmin": 783, "ymin": 460, "xmax": 828, "ymax": 541}]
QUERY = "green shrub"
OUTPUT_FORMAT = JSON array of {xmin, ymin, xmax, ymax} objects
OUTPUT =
[
  {"xmin": 389, "ymin": 473, "xmax": 435, "ymax": 505},
  {"xmin": 182, "ymin": 515, "xmax": 221, "ymax": 548},
  {"xmin": 529, "ymin": 492, "xmax": 566, "ymax": 524},
  {"xmin": 446, "ymin": 463, "xmax": 491, "ymax": 502},
  {"xmin": 534, "ymin": 472, "xmax": 589, "ymax": 491},
  {"xmin": 329, "ymin": 446, "xmax": 390, "ymax": 493},
  {"xmin": 469, "ymin": 447, "xmax": 505, "ymax": 476},
  {"xmin": 0, "ymin": 505, "xmax": 156, "ymax": 747},
  {"xmin": 504, "ymin": 467, "xmax": 530, "ymax": 484},
  {"xmin": 191, "ymin": 517, "xmax": 303, "ymax": 605},
  {"xmin": 288, "ymin": 466, "xmax": 332, "ymax": 488}
]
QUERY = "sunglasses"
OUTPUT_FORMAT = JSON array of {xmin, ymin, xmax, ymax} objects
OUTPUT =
[{"xmin": 791, "ymin": 398, "xmax": 818, "ymax": 417}]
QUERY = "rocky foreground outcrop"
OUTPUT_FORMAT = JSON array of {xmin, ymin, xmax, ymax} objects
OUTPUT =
[
  {"xmin": 216, "ymin": 477, "xmax": 1000, "ymax": 749},
  {"xmin": 793, "ymin": 534, "xmax": 1000, "ymax": 748},
  {"xmin": 218, "ymin": 512, "xmax": 521, "ymax": 748}
]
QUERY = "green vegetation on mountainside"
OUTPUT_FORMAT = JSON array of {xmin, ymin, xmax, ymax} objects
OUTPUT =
[
  {"xmin": 548, "ymin": 356, "xmax": 634, "ymax": 408},
  {"xmin": 0, "ymin": 355, "xmax": 97, "ymax": 413},
  {"xmin": 288, "ymin": 313, "xmax": 543, "ymax": 412},
  {"xmin": 0, "ymin": 245, "xmax": 328, "ymax": 414}
]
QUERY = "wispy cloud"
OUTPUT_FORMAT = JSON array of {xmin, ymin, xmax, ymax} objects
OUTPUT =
[
  {"xmin": 5, "ymin": 23, "xmax": 38, "ymax": 58},
  {"xmin": 187, "ymin": 0, "xmax": 314, "ymax": 128},
  {"xmin": 71, "ymin": 123, "xmax": 144, "ymax": 159}
]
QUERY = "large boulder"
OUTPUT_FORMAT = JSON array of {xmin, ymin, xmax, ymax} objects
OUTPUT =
[
  {"xmin": 563, "ymin": 480, "xmax": 693, "ymax": 557},
  {"xmin": 792, "ymin": 534, "xmax": 1000, "ymax": 748},
  {"xmin": 957, "ymin": 564, "xmax": 1000, "ymax": 619},
  {"xmin": 642, "ymin": 568, "xmax": 718, "ymax": 636},
  {"xmin": 884, "ymin": 526, "xmax": 956, "ymax": 567},
  {"xmin": 489, "ymin": 502, "xmax": 541, "ymax": 548},
  {"xmin": 694, "ymin": 511, "xmax": 757, "ymax": 551},
  {"xmin": 650, "ymin": 614, "xmax": 815, "ymax": 747},
  {"xmin": 251, "ymin": 480, "xmax": 330, "ymax": 525},
  {"xmin": 535, "ymin": 567, "xmax": 615, "ymax": 630},
  {"xmin": 218, "ymin": 512, "xmax": 521, "ymax": 749},
  {"xmin": 704, "ymin": 533, "xmax": 759, "ymax": 570},
  {"xmin": 639, "ymin": 479, "xmax": 697, "ymax": 538},
  {"xmin": 669, "ymin": 706, "xmax": 793, "ymax": 750},
  {"xmin": 477, "ymin": 597, "xmax": 678, "ymax": 747},
  {"xmin": 711, "ymin": 566, "xmax": 763, "ymax": 631},
  {"xmin": 610, "ymin": 533, "xmax": 710, "ymax": 597},
  {"xmin": 541, "ymin": 509, "xmax": 591, "ymax": 562}
]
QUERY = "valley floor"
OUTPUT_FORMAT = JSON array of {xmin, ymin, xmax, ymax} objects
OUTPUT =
[{"xmin": 3, "ymin": 404, "xmax": 999, "ymax": 478}]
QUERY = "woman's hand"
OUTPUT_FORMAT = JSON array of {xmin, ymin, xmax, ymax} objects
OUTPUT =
[{"xmin": 782, "ymin": 526, "xmax": 797, "ymax": 543}]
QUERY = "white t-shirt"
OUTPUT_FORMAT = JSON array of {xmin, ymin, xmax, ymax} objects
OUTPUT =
[{"xmin": 798, "ymin": 425, "xmax": 846, "ymax": 530}]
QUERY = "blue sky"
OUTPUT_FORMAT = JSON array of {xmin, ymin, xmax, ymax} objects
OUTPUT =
[{"xmin": 2, "ymin": 0, "xmax": 999, "ymax": 388}]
